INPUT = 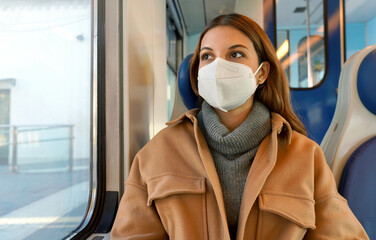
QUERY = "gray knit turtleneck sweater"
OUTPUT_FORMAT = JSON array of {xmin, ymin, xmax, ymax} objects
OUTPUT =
[{"xmin": 197, "ymin": 100, "xmax": 271, "ymax": 239}]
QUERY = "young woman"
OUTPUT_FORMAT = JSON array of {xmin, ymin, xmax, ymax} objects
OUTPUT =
[{"xmin": 111, "ymin": 14, "xmax": 369, "ymax": 239}]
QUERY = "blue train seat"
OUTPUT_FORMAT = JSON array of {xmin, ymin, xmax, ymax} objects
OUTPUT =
[
  {"xmin": 321, "ymin": 44, "xmax": 376, "ymax": 239},
  {"xmin": 177, "ymin": 54, "xmax": 200, "ymax": 110},
  {"xmin": 338, "ymin": 136, "xmax": 376, "ymax": 238}
]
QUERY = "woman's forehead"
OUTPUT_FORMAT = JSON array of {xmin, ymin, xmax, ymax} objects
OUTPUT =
[{"xmin": 200, "ymin": 26, "xmax": 254, "ymax": 49}]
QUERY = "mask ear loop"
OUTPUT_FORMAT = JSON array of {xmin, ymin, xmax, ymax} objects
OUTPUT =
[{"xmin": 254, "ymin": 62, "xmax": 264, "ymax": 84}]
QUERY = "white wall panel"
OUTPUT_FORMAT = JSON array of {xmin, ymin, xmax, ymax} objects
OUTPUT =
[
  {"xmin": 153, "ymin": 2, "xmax": 168, "ymax": 135},
  {"xmin": 124, "ymin": 0, "xmax": 167, "ymax": 176},
  {"xmin": 105, "ymin": 0, "xmax": 122, "ymax": 192},
  {"xmin": 235, "ymin": 0, "xmax": 264, "ymax": 28}
]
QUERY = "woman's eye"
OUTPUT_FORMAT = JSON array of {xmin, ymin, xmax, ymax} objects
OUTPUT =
[
  {"xmin": 201, "ymin": 53, "xmax": 212, "ymax": 61},
  {"xmin": 231, "ymin": 51, "xmax": 244, "ymax": 58}
]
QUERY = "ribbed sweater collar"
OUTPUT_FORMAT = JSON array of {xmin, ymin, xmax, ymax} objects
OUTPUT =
[{"xmin": 197, "ymin": 100, "xmax": 271, "ymax": 158}]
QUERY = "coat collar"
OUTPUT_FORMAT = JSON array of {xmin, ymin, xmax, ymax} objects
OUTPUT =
[
  {"xmin": 165, "ymin": 108, "xmax": 200, "ymax": 126},
  {"xmin": 271, "ymin": 112, "xmax": 292, "ymax": 144},
  {"xmin": 166, "ymin": 109, "xmax": 292, "ymax": 145}
]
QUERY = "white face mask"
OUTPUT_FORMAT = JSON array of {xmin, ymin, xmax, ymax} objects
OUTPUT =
[{"xmin": 198, "ymin": 57, "xmax": 264, "ymax": 112}]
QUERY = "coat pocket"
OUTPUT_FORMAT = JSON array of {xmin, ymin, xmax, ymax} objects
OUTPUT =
[
  {"xmin": 146, "ymin": 174, "xmax": 205, "ymax": 206},
  {"xmin": 146, "ymin": 174, "xmax": 207, "ymax": 240},
  {"xmin": 257, "ymin": 192, "xmax": 316, "ymax": 239}
]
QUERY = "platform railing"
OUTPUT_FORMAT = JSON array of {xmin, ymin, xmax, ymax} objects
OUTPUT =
[{"xmin": 0, "ymin": 124, "xmax": 74, "ymax": 173}]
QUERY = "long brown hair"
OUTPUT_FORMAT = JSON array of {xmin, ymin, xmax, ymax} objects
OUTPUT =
[{"xmin": 190, "ymin": 13, "xmax": 307, "ymax": 136}]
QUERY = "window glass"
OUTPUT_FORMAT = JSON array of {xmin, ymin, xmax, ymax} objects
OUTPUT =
[
  {"xmin": 276, "ymin": 0, "xmax": 326, "ymax": 88},
  {"xmin": 344, "ymin": 0, "xmax": 376, "ymax": 59},
  {"xmin": 167, "ymin": 17, "xmax": 177, "ymax": 71},
  {"xmin": 0, "ymin": 1, "xmax": 92, "ymax": 239},
  {"xmin": 167, "ymin": 65, "xmax": 176, "ymax": 120}
]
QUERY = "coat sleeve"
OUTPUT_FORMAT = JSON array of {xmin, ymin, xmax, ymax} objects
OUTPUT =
[
  {"xmin": 111, "ymin": 156, "xmax": 168, "ymax": 240},
  {"xmin": 304, "ymin": 145, "xmax": 369, "ymax": 240}
]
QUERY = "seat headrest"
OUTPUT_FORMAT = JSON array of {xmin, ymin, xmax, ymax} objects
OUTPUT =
[
  {"xmin": 320, "ymin": 44, "xmax": 376, "ymax": 186},
  {"xmin": 177, "ymin": 54, "xmax": 200, "ymax": 110},
  {"xmin": 357, "ymin": 49, "xmax": 376, "ymax": 115}
]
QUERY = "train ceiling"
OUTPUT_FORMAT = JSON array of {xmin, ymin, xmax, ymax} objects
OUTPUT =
[
  {"xmin": 345, "ymin": 0, "xmax": 376, "ymax": 23},
  {"xmin": 0, "ymin": 0, "xmax": 375, "ymax": 35},
  {"xmin": 176, "ymin": 0, "xmax": 236, "ymax": 35},
  {"xmin": 176, "ymin": 0, "xmax": 376, "ymax": 36}
]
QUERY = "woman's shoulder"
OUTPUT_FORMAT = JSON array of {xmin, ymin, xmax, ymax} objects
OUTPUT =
[
  {"xmin": 141, "ymin": 110, "xmax": 199, "ymax": 152},
  {"xmin": 290, "ymin": 130, "xmax": 320, "ymax": 149},
  {"xmin": 128, "ymin": 109, "xmax": 203, "ymax": 184},
  {"xmin": 269, "ymin": 112, "xmax": 326, "ymax": 169},
  {"xmin": 278, "ymin": 129, "xmax": 325, "ymax": 169}
]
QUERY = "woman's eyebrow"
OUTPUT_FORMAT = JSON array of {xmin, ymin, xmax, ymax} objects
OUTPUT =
[
  {"xmin": 200, "ymin": 46, "xmax": 213, "ymax": 52},
  {"xmin": 229, "ymin": 44, "xmax": 248, "ymax": 50}
]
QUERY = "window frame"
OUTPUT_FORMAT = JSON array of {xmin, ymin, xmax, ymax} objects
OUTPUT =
[
  {"xmin": 341, "ymin": 0, "xmax": 376, "ymax": 62},
  {"xmin": 166, "ymin": 3, "xmax": 183, "ymax": 75},
  {"xmin": 166, "ymin": 1, "xmax": 183, "ymax": 120},
  {"xmin": 342, "ymin": 0, "xmax": 348, "ymax": 62},
  {"xmin": 68, "ymin": 0, "xmax": 107, "ymax": 238}
]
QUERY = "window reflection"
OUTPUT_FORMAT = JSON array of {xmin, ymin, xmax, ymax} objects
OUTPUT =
[
  {"xmin": 276, "ymin": 0, "xmax": 326, "ymax": 88},
  {"xmin": 298, "ymin": 35, "xmax": 325, "ymax": 87}
]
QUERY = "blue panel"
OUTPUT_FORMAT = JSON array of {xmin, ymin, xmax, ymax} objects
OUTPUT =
[
  {"xmin": 357, "ymin": 49, "xmax": 376, "ymax": 115},
  {"xmin": 339, "ymin": 136, "xmax": 376, "ymax": 239},
  {"xmin": 264, "ymin": 0, "xmax": 341, "ymax": 143},
  {"xmin": 263, "ymin": 0, "xmax": 275, "ymax": 45},
  {"xmin": 289, "ymin": 0, "xmax": 342, "ymax": 143},
  {"xmin": 177, "ymin": 54, "xmax": 200, "ymax": 110}
]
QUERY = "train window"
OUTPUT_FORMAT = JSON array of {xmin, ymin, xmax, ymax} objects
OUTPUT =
[
  {"xmin": 0, "ymin": 1, "xmax": 95, "ymax": 239},
  {"xmin": 276, "ymin": 0, "xmax": 326, "ymax": 88},
  {"xmin": 344, "ymin": 0, "xmax": 376, "ymax": 59},
  {"xmin": 166, "ymin": 3, "xmax": 183, "ymax": 120}
]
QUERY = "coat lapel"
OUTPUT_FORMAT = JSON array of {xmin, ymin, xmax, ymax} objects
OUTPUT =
[
  {"xmin": 236, "ymin": 131, "xmax": 278, "ymax": 239},
  {"xmin": 237, "ymin": 113, "xmax": 291, "ymax": 239},
  {"xmin": 191, "ymin": 116, "xmax": 231, "ymax": 240}
]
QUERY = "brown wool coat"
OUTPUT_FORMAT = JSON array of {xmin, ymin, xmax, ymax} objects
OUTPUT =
[{"xmin": 111, "ymin": 109, "xmax": 369, "ymax": 240}]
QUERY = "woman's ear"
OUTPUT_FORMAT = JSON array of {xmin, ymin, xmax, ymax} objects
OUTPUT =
[{"xmin": 257, "ymin": 61, "xmax": 270, "ymax": 84}]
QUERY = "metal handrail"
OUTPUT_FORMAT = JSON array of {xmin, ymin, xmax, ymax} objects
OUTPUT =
[
  {"xmin": 0, "ymin": 137, "xmax": 74, "ymax": 146},
  {"xmin": 0, "ymin": 124, "xmax": 72, "ymax": 132},
  {"xmin": 0, "ymin": 124, "xmax": 74, "ymax": 173}
]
